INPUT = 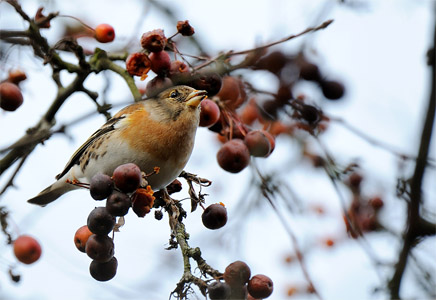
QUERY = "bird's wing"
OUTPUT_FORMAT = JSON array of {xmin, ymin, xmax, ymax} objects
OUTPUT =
[{"xmin": 55, "ymin": 115, "xmax": 126, "ymax": 180}]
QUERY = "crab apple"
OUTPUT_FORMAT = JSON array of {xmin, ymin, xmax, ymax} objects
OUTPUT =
[
  {"xmin": 94, "ymin": 24, "xmax": 115, "ymax": 43},
  {"xmin": 199, "ymin": 99, "xmax": 220, "ymax": 127},
  {"xmin": 261, "ymin": 130, "xmax": 275, "ymax": 156},
  {"xmin": 90, "ymin": 257, "xmax": 118, "ymax": 281},
  {"xmin": 168, "ymin": 60, "xmax": 189, "ymax": 80},
  {"xmin": 126, "ymin": 52, "xmax": 151, "ymax": 78},
  {"xmin": 85, "ymin": 234, "xmax": 114, "ymax": 262},
  {"xmin": 112, "ymin": 163, "xmax": 142, "ymax": 193},
  {"xmin": 90, "ymin": 173, "xmax": 114, "ymax": 200},
  {"xmin": 0, "ymin": 82, "xmax": 23, "ymax": 111},
  {"xmin": 217, "ymin": 76, "xmax": 246, "ymax": 109},
  {"xmin": 217, "ymin": 139, "xmax": 250, "ymax": 173},
  {"xmin": 87, "ymin": 207, "xmax": 116, "ymax": 235},
  {"xmin": 254, "ymin": 50, "xmax": 288, "ymax": 74},
  {"xmin": 248, "ymin": 274, "xmax": 274, "ymax": 299},
  {"xmin": 208, "ymin": 281, "xmax": 231, "ymax": 300},
  {"xmin": 74, "ymin": 225, "xmax": 93, "ymax": 253},
  {"xmin": 202, "ymin": 203, "xmax": 227, "ymax": 230},
  {"xmin": 223, "ymin": 260, "xmax": 251, "ymax": 287},
  {"xmin": 176, "ymin": 20, "xmax": 195, "ymax": 36},
  {"xmin": 320, "ymin": 80, "xmax": 345, "ymax": 100},
  {"xmin": 13, "ymin": 235, "xmax": 42, "ymax": 264},
  {"xmin": 145, "ymin": 76, "xmax": 173, "ymax": 97},
  {"xmin": 244, "ymin": 130, "xmax": 271, "ymax": 157},
  {"xmin": 141, "ymin": 29, "xmax": 167, "ymax": 52},
  {"xmin": 106, "ymin": 191, "xmax": 131, "ymax": 216},
  {"xmin": 190, "ymin": 72, "xmax": 222, "ymax": 97},
  {"xmin": 150, "ymin": 50, "xmax": 171, "ymax": 76}
]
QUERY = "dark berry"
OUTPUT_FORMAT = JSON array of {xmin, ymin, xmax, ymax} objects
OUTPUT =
[
  {"xmin": 166, "ymin": 179, "xmax": 182, "ymax": 194},
  {"xmin": 320, "ymin": 80, "xmax": 345, "ymax": 100},
  {"xmin": 145, "ymin": 76, "xmax": 173, "ymax": 97},
  {"xmin": 89, "ymin": 257, "xmax": 118, "ymax": 281},
  {"xmin": 191, "ymin": 72, "xmax": 222, "ymax": 97},
  {"xmin": 106, "ymin": 191, "xmax": 131, "ymax": 216},
  {"xmin": 85, "ymin": 234, "xmax": 114, "ymax": 262},
  {"xmin": 202, "ymin": 203, "xmax": 227, "ymax": 230},
  {"xmin": 112, "ymin": 163, "xmax": 142, "ymax": 193},
  {"xmin": 223, "ymin": 261, "xmax": 251, "ymax": 287},
  {"xmin": 208, "ymin": 281, "xmax": 231, "ymax": 300},
  {"xmin": 217, "ymin": 139, "xmax": 250, "ymax": 173},
  {"xmin": 244, "ymin": 130, "xmax": 271, "ymax": 158},
  {"xmin": 87, "ymin": 207, "xmax": 116, "ymax": 235},
  {"xmin": 0, "ymin": 82, "xmax": 23, "ymax": 111},
  {"xmin": 90, "ymin": 173, "xmax": 114, "ymax": 200},
  {"xmin": 299, "ymin": 61, "xmax": 321, "ymax": 82},
  {"xmin": 247, "ymin": 274, "xmax": 274, "ymax": 299},
  {"xmin": 299, "ymin": 104, "xmax": 321, "ymax": 124},
  {"xmin": 254, "ymin": 51, "xmax": 288, "ymax": 74},
  {"xmin": 176, "ymin": 20, "xmax": 195, "ymax": 36}
]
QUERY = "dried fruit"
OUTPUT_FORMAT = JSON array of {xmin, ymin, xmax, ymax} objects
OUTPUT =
[
  {"xmin": 87, "ymin": 207, "xmax": 116, "ymax": 235},
  {"xmin": 90, "ymin": 173, "xmax": 114, "ymax": 200},
  {"xmin": 85, "ymin": 234, "xmax": 114, "ymax": 262},
  {"xmin": 190, "ymin": 72, "xmax": 222, "ymax": 97},
  {"xmin": 176, "ymin": 20, "xmax": 195, "ymax": 36},
  {"xmin": 223, "ymin": 260, "xmax": 251, "ymax": 286},
  {"xmin": 106, "ymin": 191, "xmax": 131, "ymax": 216},
  {"xmin": 131, "ymin": 187, "xmax": 155, "ymax": 217},
  {"xmin": 141, "ymin": 29, "xmax": 167, "ymax": 52},
  {"xmin": 126, "ymin": 52, "xmax": 151, "ymax": 78},
  {"xmin": 320, "ymin": 80, "xmax": 345, "ymax": 100},
  {"xmin": 208, "ymin": 281, "xmax": 231, "ymax": 300},
  {"xmin": 90, "ymin": 257, "xmax": 118, "ymax": 281}
]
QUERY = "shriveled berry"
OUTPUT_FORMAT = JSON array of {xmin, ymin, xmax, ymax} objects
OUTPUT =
[
  {"xmin": 254, "ymin": 51, "xmax": 288, "ymax": 74},
  {"xmin": 74, "ymin": 225, "xmax": 93, "ymax": 253},
  {"xmin": 94, "ymin": 24, "xmax": 115, "ymax": 43},
  {"xmin": 87, "ymin": 207, "xmax": 116, "ymax": 235},
  {"xmin": 166, "ymin": 179, "xmax": 182, "ymax": 194},
  {"xmin": 112, "ymin": 163, "xmax": 142, "ymax": 193},
  {"xmin": 199, "ymin": 99, "xmax": 220, "ymax": 127},
  {"xmin": 168, "ymin": 60, "xmax": 190, "ymax": 80},
  {"xmin": 7, "ymin": 69, "xmax": 27, "ymax": 85},
  {"xmin": 202, "ymin": 203, "xmax": 227, "ymax": 230},
  {"xmin": 141, "ymin": 29, "xmax": 167, "ymax": 52},
  {"xmin": 13, "ymin": 235, "xmax": 42, "ymax": 264},
  {"xmin": 90, "ymin": 257, "xmax": 118, "ymax": 281},
  {"xmin": 369, "ymin": 196, "xmax": 384, "ymax": 209},
  {"xmin": 299, "ymin": 104, "xmax": 321, "ymax": 124},
  {"xmin": 85, "ymin": 234, "xmax": 114, "ymax": 262},
  {"xmin": 208, "ymin": 281, "xmax": 231, "ymax": 300},
  {"xmin": 191, "ymin": 72, "xmax": 222, "ymax": 97},
  {"xmin": 0, "ymin": 82, "xmax": 23, "ymax": 111},
  {"xmin": 106, "ymin": 191, "xmax": 131, "ymax": 216},
  {"xmin": 320, "ymin": 80, "xmax": 345, "ymax": 100},
  {"xmin": 90, "ymin": 173, "xmax": 114, "ymax": 200},
  {"xmin": 217, "ymin": 139, "xmax": 250, "ymax": 173},
  {"xmin": 154, "ymin": 210, "xmax": 163, "ymax": 220},
  {"xmin": 131, "ymin": 187, "xmax": 155, "ymax": 217},
  {"xmin": 223, "ymin": 260, "xmax": 251, "ymax": 287},
  {"xmin": 150, "ymin": 51, "xmax": 171, "ymax": 76},
  {"xmin": 176, "ymin": 20, "xmax": 195, "ymax": 36},
  {"xmin": 247, "ymin": 274, "xmax": 274, "ymax": 299},
  {"xmin": 126, "ymin": 52, "xmax": 151, "ymax": 78},
  {"xmin": 244, "ymin": 130, "xmax": 271, "ymax": 157}
]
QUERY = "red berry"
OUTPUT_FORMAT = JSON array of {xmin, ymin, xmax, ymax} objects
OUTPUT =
[
  {"xmin": 85, "ymin": 234, "xmax": 114, "ymax": 262},
  {"xmin": 74, "ymin": 225, "xmax": 93, "ymax": 253},
  {"xmin": 125, "ymin": 52, "xmax": 151, "ymax": 78},
  {"xmin": 106, "ymin": 191, "xmax": 131, "ymax": 216},
  {"xmin": 94, "ymin": 24, "xmax": 115, "ymax": 43},
  {"xmin": 150, "ymin": 51, "xmax": 171, "ymax": 76},
  {"xmin": 217, "ymin": 76, "xmax": 246, "ymax": 109},
  {"xmin": 112, "ymin": 163, "xmax": 142, "ymax": 193},
  {"xmin": 176, "ymin": 20, "xmax": 195, "ymax": 36},
  {"xmin": 141, "ymin": 29, "xmax": 167, "ymax": 52},
  {"xmin": 202, "ymin": 203, "xmax": 227, "ymax": 230},
  {"xmin": 90, "ymin": 257, "xmax": 118, "ymax": 281},
  {"xmin": 0, "ymin": 82, "xmax": 23, "ymax": 111},
  {"xmin": 199, "ymin": 99, "xmax": 220, "ymax": 127},
  {"xmin": 369, "ymin": 196, "xmax": 384, "ymax": 209},
  {"xmin": 217, "ymin": 139, "xmax": 250, "ymax": 173},
  {"xmin": 90, "ymin": 173, "xmax": 114, "ymax": 200},
  {"xmin": 13, "ymin": 235, "xmax": 42, "ymax": 264},
  {"xmin": 247, "ymin": 274, "xmax": 274, "ymax": 299},
  {"xmin": 244, "ymin": 130, "xmax": 271, "ymax": 157},
  {"xmin": 223, "ymin": 261, "xmax": 251, "ymax": 287},
  {"xmin": 87, "ymin": 207, "xmax": 115, "ymax": 235}
]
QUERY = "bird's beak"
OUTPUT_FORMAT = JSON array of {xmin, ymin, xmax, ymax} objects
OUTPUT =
[{"xmin": 185, "ymin": 90, "xmax": 207, "ymax": 107}]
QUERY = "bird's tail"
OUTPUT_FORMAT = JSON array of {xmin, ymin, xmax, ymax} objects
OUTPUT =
[{"xmin": 27, "ymin": 180, "xmax": 76, "ymax": 206}]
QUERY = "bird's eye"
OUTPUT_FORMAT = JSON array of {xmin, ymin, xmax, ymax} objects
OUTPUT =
[{"xmin": 170, "ymin": 90, "xmax": 179, "ymax": 98}]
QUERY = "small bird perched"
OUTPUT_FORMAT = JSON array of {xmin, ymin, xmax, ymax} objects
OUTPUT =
[{"xmin": 28, "ymin": 85, "xmax": 207, "ymax": 206}]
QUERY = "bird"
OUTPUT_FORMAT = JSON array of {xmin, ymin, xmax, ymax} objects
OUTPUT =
[{"xmin": 28, "ymin": 85, "xmax": 207, "ymax": 206}]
